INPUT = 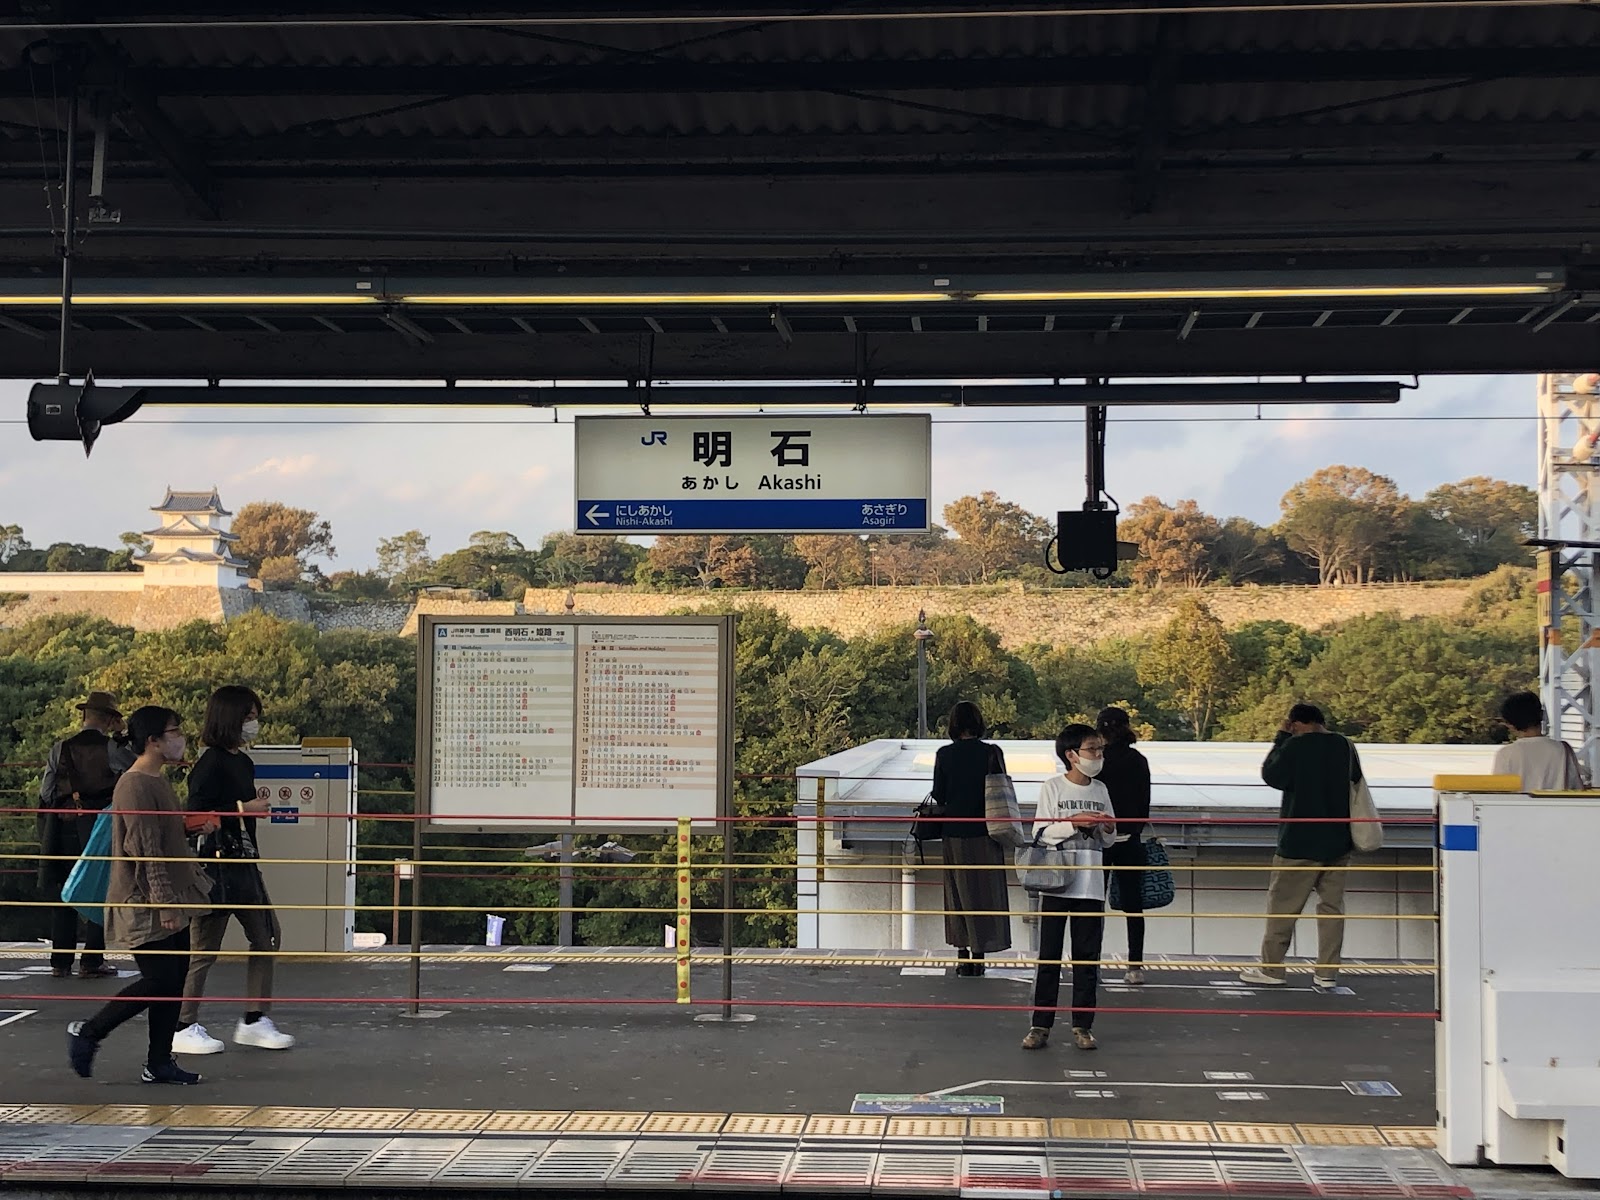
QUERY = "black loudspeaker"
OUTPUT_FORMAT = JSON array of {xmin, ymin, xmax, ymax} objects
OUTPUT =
[
  {"xmin": 26, "ymin": 381, "xmax": 144, "ymax": 457},
  {"xmin": 1055, "ymin": 509, "xmax": 1118, "ymax": 573}
]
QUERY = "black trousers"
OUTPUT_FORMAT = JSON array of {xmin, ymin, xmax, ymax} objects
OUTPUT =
[
  {"xmin": 81, "ymin": 929, "xmax": 190, "ymax": 1068},
  {"xmin": 49, "ymin": 905, "xmax": 105, "ymax": 972},
  {"xmin": 1031, "ymin": 896, "xmax": 1105, "ymax": 1030},
  {"xmin": 1104, "ymin": 838, "xmax": 1147, "ymax": 966}
]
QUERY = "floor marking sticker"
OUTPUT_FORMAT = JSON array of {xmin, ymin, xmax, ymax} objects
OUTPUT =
[
  {"xmin": 0, "ymin": 1010, "xmax": 35, "ymax": 1027},
  {"xmin": 1343, "ymin": 1080, "xmax": 1401, "ymax": 1097},
  {"xmin": 851, "ymin": 1094, "xmax": 1004, "ymax": 1115},
  {"xmin": 899, "ymin": 967, "xmax": 946, "ymax": 976},
  {"xmin": 1217, "ymin": 1091, "xmax": 1270, "ymax": 1101},
  {"xmin": 1206, "ymin": 1072, "xmax": 1256, "ymax": 1082}
]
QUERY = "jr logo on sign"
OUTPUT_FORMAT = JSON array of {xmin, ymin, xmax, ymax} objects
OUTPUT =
[{"xmin": 641, "ymin": 430, "xmax": 668, "ymax": 446}]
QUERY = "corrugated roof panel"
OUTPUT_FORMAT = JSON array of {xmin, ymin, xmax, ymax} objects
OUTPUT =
[{"xmin": 0, "ymin": 9, "xmax": 1594, "ymax": 149}]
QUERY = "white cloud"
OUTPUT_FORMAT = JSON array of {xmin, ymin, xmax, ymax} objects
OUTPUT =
[{"xmin": 240, "ymin": 452, "xmax": 320, "ymax": 479}]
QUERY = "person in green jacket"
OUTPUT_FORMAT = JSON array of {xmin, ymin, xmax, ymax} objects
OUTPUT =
[{"xmin": 1240, "ymin": 703, "xmax": 1360, "ymax": 990}]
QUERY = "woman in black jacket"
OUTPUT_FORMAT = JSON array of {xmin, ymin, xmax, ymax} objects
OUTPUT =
[
  {"xmin": 1096, "ymin": 707, "xmax": 1152, "ymax": 985},
  {"xmin": 930, "ymin": 701, "xmax": 1012, "ymax": 975}
]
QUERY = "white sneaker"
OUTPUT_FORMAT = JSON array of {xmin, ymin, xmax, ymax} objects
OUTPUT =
[
  {"xmin": 234, "ymin": 1016, "xmax": 294, "ymax": 1050},
  {"xmin": 171, "ymin": 1023, "xmax": 225, "ymax": 1055},
  {"xmin": 1123, "ymin": 968, "xmax": 1147, "ymax": 986},
  {"xmin": 1237, "ymin": 968, "xmax": 1286, "ymax": 987}
]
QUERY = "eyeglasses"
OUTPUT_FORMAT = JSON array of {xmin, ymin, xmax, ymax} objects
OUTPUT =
[{"xmin": 1076, "ymin": 745, "xmax": 1106, "ymax": 758}]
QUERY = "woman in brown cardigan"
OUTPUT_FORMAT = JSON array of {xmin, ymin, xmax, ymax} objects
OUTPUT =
[{"xmin": 67, "ymin": 706, "xmax": 215, "ymax": 1085}]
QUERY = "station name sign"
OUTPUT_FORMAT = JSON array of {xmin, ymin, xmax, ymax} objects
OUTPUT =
[{"xmin": 574, "ymin": 413, "xmax": 932, "ymax": 535}]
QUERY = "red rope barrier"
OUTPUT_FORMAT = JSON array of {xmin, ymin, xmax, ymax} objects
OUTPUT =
[
  {"xmin": 0, "ymin": 805, "xmax": 1435, "ymax": 824},
  {"xmin": 0, "ymin": 992, "xmax": 1437, "ymax": 1017}
]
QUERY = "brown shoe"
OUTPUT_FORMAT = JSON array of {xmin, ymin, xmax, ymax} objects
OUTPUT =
[
  {"xmin": 50, "ymin": 966, "xmax": 71, "ymax": 979},
  {"xmin": 1072, "ymin": 1027, "xmax": 1098, "ymax": 1051},
  {"xmin": 76, "ymin": 964, "xmax": 118, "ymax": 979},
  {"xmin": 1020, "ymin": 1027, "xmax": 1050, "ymax": 1050}
]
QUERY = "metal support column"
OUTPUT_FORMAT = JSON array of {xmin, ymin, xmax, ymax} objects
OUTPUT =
[
  {"xmin": 1537, "ymin": 372, "xmax": 1600, "ymax": 782},
  {"xmin": 56, "ymin": 82, "xmax": 81, "ymax": 385}
]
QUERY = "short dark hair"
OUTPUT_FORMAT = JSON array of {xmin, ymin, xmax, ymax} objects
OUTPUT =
[
  {"xmin": 1288, "ymin": 702, "xmax": 1325, "ymax": 727},
  {"xmin": 1500, "ymin": 690, "xmax": 1544, "ymax": 732},
  {"xmin": 127, "ymin": 705, "xmax": 180, "ymax": 754},
  {"xmin": 201, "ymin": 685, "xmax": 263, "ymax": 750},
  {"xmin": 1055, "ymin": 722, "xmax": 1098, "ymax": 766},
  {"xmin": 947, "ymin": 701, "xmax": 986, "ymax": 739},
  {"xmin": 1096, "ymin": 706, "xmax": 1136, "ymax": 745}
]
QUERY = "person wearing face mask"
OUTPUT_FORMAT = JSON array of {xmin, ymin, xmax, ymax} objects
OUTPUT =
[
  {"xmin": 172, "ymin": 685, "xmax": 295, "ymax": 1056},
  {"xmin": 67, "ymin": 707, "xmax": 218, "ymax": 1084},
  {"xmin": 1021, "ymin": 724, "xmax": 1117, "ymax": 1053},
  {"xmin": 1095, "ymin": 707, "xmax": 1152, "ymax": 986}
]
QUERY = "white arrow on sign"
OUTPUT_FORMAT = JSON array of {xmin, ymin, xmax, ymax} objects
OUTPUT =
[{"xmin": 584, "ymin": 504, "xmax": 611, "ymax": 525}]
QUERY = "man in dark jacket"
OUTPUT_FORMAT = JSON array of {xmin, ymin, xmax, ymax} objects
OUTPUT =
[
  {"xmin": 1240, "ymin": 703, "xmax": 1360, "ymax": 990},
  {"xmin": 38, "ymin": 691, "xmax": 134, "ymax": 978}
]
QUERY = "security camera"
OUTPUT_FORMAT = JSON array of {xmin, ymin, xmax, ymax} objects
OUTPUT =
[{"xmin": 26, "ymin": 378, "xmax": 144, "ymax": 457}]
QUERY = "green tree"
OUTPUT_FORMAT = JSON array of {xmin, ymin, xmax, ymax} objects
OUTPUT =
[
  {"xmin": 1018, "ymin": 638, "xmax": 1176, "ymax": 738},
  {"xmin": 43, "ymin": 543, "xmax": 116, "ymax": 572},
  {"xmin": 1210, "ymin": 516, "xmax": 1297, "ymax": 584},
  {"xmin": 232, "ymin": 502, "xmax": 336, "ymax": 579},
  {"xmin": 942, "ymin": 492, "xmax": 1050, "ymax": 583},
  {"xmin": 1278, "ymin": 465, "xmax": 1407, "ymax": 585},
  {"xmin": 1425, "ymin": 476, "xmax": 1538, "ymax": 574},
  {"xmin": 793, "ymin": 535, "xmax": 868, "ymax": 589},
  {"xmin": 376, "ymin": 530, "xmax": 434, "ymax": 589},
  {"xmin": 747, "ymin": 536, "xmax": 808, "ymax": 589},
  {"xmin": 0, "ymin": 524, "xmax": 28, "ymax": 564},
  {"xmin": 1137, "ymin": 595, "xmax": 1235, "ymax": 739},
  {"xmin": 1117, "ymin": 497, "xmax": 1222, "ymax": 588},
  {"xmin": 864, "ymin": 526, "xmax": 945, "ymax": 587},
  {"xmin": 641, "ymin": 536, "xmax": 755, "ymax": 589},
  {"xmin": 1214, "ymin": 620, "xmax": 1327, "ymax": 738},
  {"xmin": 539, "ymin": 532, "xmax": 643, "ymax": 587},
  {"xmin": 1288, "ymin": 612, "xmax": 1532, "ymax": 743},
  {"xmin": 329, "ymin": 569, "xmax": 393, "ymax": 599}
]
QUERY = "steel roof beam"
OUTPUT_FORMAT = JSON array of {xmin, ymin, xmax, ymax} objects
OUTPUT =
[{"xmin": 5, "ymin": 47, "xmax": 1591, "ymax": 99}]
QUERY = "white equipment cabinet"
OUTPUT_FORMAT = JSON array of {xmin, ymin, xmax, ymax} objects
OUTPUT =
[
  {"xmin": 219, "ymin": 739, "xmax": 357, "ymax": 956},
  {"xmin": 1436, "ymin": 775, "xmax": 1600, "ymax": 1180}
]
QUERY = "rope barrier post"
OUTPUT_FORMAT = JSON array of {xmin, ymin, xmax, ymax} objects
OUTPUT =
[
  {"xmin": 675, "ymin": 816, "xmax": 691, "ymax": 1005},
  {"xmin": 406, "ymin": 802, "xmax": 424, "ymax": 1016},
  {"xmin": 696, "ymin": 612, "xmax": 752, "ymax": 1023},
  {"xmin": 391, "ymin": 858, "xmax": 408, "ymax": 951},
  {"xmin": 558, "ymin": 834, "xmax": 575, "ymax": 948},
  {"xmin": 720, "ymin": 810, "xmax": 734, "ymax": 1018},
  {"xmin": 816, "ymin": 778, "xmax": 827, "ymax": 886}
]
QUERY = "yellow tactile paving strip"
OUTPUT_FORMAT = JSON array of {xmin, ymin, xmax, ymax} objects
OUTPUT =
[{"xmin": 0, "ymin": 1104, "xmax": 1438, "ymax": 1150}]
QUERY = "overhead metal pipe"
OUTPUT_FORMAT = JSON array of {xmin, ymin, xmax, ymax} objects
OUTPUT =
[{"xmin": 63, "ymin": 381, "xmax": 1402, "ymax": 407}]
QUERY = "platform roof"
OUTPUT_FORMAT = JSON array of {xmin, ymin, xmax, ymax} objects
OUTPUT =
[{"xmin": 0, "ymin": 3, "xmax": 1595, "ymax": 384}]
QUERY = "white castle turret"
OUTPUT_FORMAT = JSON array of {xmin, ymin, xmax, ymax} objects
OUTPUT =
[{"xmin": 135, "ymin": 487, "xmax": 251, "ymax": 588}]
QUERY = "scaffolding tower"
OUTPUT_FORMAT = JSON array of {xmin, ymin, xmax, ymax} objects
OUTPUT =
[{"xmin": 1537, "ymin": 372, "xmax": 1600, "ymax": 782}]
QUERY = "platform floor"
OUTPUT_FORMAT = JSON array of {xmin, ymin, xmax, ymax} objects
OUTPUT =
[{"xmin": 0, "ymin": 945, "xmax": 1594, "ymax": 1198}]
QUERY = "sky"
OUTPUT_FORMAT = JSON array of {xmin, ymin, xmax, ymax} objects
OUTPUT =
[{"xmin": 0, "ymin": 374, "xmax": 1537, "ymax": 572}]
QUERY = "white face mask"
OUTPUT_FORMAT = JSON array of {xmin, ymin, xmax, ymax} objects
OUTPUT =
[
  {"xmin": 240, "ymin": 719, "xmax": 260, "ymax": 744},
  {"xmin": 162, "ymin": 733, "xmax": 188, "ymax": 763},
  {"xmin": 1073, "ymin": 755, "xmax": 1104, "ymax": 778}
]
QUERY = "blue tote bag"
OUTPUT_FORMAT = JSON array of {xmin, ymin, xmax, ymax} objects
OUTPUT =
[{"xmin": 59, "ymin": 810, "xmax": 114, "ymax": 926}]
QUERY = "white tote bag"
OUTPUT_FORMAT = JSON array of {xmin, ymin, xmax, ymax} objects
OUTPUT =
[{"xmin": 1348, "ymin": 742, "xmax": 1383, "ymax": 853}]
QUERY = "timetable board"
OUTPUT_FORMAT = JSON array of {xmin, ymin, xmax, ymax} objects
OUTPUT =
[{"xmin": 417, "ymin": 615, "xmax": 733, "ymax": 829}]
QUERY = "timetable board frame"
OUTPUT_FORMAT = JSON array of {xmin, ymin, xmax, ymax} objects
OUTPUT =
[{"xmin": 416, "ymin": 614, "xmax": 735, "ymax": 831}]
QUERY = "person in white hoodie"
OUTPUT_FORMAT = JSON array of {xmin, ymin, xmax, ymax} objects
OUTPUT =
[
  {"xmin": 1021, "ymin": 723, "xmax": 1118, "ymax": 1052},
  {"xmin": 1491, "ymin": 691, "xmax": 1586, "ymax": 790}
]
